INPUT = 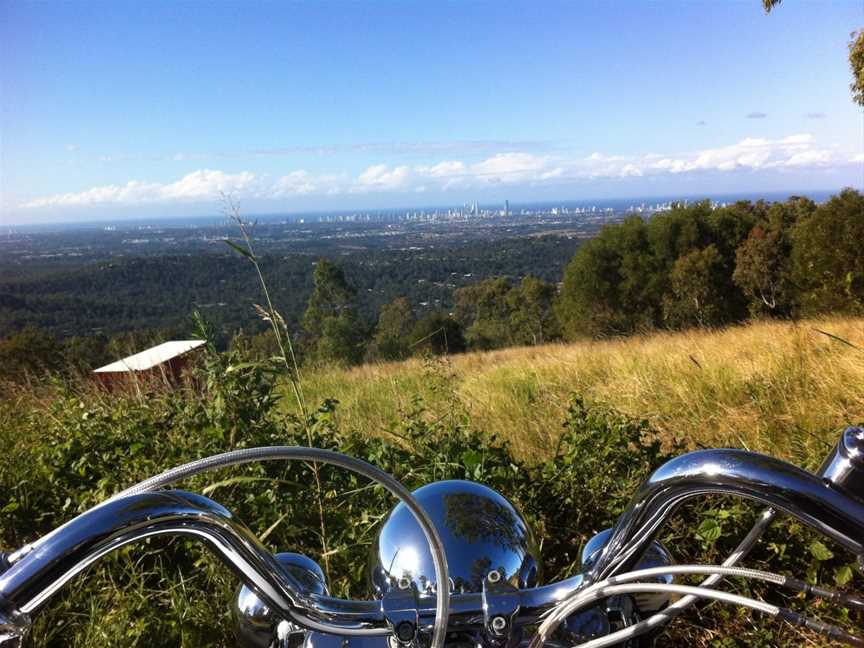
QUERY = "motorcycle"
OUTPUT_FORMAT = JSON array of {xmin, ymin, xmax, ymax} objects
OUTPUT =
[{"xmin": 1, "ymin": 427, "xmax": 863, "ymax": 647}]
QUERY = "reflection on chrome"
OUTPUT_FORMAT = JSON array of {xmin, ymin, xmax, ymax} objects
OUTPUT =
[
  {"xmin": 0, "ymin": 491, "xmax": 311, "ymax": 618},
  {"xmin": 585, "ymin": 446, "xmax": 864, "ymax": 583},
  {"xmin": 1, "ymin": 430, "xmax": 862, "ymax": 648},
  {"xmin": 819, "ymin": 426, "xmax": 864, "ymax": 502},
  {"xmin": 370, "ymin": 480, "xmax": 541, "ymax": 596},
  {"xmin": 233, "ymin": 553, "xmax": 330, "ymax": 648}
]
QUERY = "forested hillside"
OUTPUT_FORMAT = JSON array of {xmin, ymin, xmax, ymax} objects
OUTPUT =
[
  {"xmin": 2, "ymin": 189, "xmax": 861, "ymax": 378},
  {"xmin": 0, "ymin": 234, "xmax": 576, "ymax": 339}
]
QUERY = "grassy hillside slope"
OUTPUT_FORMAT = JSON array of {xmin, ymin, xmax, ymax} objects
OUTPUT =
[{"xmin": 294, "ymin": 316, "xmax": 864, "ymax": 469}]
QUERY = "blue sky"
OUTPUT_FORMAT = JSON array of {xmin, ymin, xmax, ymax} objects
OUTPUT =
[{"xmin": 1, "ymin": 0, "xmax": 862, "ymax": 223}]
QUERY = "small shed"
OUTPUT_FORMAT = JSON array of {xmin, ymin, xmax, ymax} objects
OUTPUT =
[{"xmin": 93, "ymin": 340, "xmax": 206, "ymax": 388}]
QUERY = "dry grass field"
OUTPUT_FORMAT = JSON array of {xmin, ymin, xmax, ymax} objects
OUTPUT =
[{"xmin": 291, "ymin": 316, "xmax": 864, "ymax": 468}]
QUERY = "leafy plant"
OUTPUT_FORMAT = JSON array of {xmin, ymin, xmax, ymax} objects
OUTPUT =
[{"xmin": 1, "ymin": 326, "xmax": 861, "ymax": 646}]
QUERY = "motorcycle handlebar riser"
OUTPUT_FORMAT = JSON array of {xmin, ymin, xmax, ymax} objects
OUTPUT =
[
  {"xmin": 819, "ymin": 426, "xmax": 864, "ymax": 503},
  {"xmin": 584, "ymin": 442, "xmax": 864, "ymax": 583}
]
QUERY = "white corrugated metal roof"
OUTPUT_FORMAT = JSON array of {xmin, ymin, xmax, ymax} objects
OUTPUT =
[{"xmin": 93, "ymin": 340, "xmax": 206, "ymax": 373}]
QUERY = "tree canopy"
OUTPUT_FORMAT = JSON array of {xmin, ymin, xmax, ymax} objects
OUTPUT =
[{"xmin": 302, "ymin": 259, "xmax": 364, "ymax": 365}]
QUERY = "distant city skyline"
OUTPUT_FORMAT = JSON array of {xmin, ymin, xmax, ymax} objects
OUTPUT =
[
  {"xmin": 4, "ymin": 188, "xmax": 842, "ymax": 230},
  {"xmin": 1, "ymin": 1, "xmax": 862, "ymax": 224}
]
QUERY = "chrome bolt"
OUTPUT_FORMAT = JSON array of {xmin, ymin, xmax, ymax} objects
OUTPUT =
[
  {"xmin": 490, "ymin": 615, "xmax": 507, "ymax": 634},
  {"xmin": 397, "ymin": 576, "xmax": 412, "ymax": 590},
  {"xmin": 486, "ymin": 569, "xmax": 502, "ymax": 584}
]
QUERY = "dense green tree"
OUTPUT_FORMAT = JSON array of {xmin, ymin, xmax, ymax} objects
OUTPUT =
[
  {"xmin": 663, "ymin": 245, "xmax": 727, "ymax": 328},
  {"xmin": 557, "ymin": 216, "xmax": 663, "ymax": 338},
  {"xmin": 62, "ymin": 334, "xmax": 110, "ymax": 373},
  {"xmin": 4, "ymin": 190, "xmax": 861, "ymax": 364},
  {"xmin": 790, "ymin": 189, "xmax": 864, "ymax": 315},
  {"xmin": 408, "ymin": 311, "xmax": 466, "ymax": 355},
  {"xmin": 733, "ymin": 225, "xmax": 790, "ymax": 316},
  {"xmin": 316, "ymin": 315, "xmax": 364, "ymax": 365},
  {"xmin": 648, "ymin": 201, "xmax": 714, "ymax": 266},
  {"xmin": 454, "ymin": 277, "xmax": 513, "ymax": 350},
  {"xmin": 558, "ymin": 201, "xmax": 759, "ymax": 338},
  {"xmin": 367, "ymin": 297, "xmax": 414, "ymax": 361},
  {"xmin": 705, "ymin": 200, "xmax": 762, "ymax": 263},
  {"xmin": 302, "ymin": 259, "xmax": 364, "ymax": 365},
  {"xmin": 648, "ymin": 201, "xmax": 756, "ymax": 326},
  {"xmin": 454, "ymin": 276, "xmax": 560, "ymax": 349},
  {"xmin": 0, "ymin": 326, "xmax": 63, "ymax": 378},
  {"xmin": 851, "ymin": 29, "xmax": 864, "ymax": 106},
  {"xmin": 0, "ymin": 235, "xmax": 581, "ymax": 343},
  {"xmin": 732, "ymin": 198, "xmax": 813, "ymax": 316},
  {"xmin": 649, "ymin": 201, "xmax": 754, "ymax": 322},
  {"xmin": 507, "ymin": 276, "xmax": 559, "ymax": 345},
  {"xmin": 302, "ymin": 259, "xmax": 356, "ymax": 330}
]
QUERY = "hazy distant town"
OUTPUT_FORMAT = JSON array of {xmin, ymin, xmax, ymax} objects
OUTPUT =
[{"xmin": 1, "ymin": 192, "xmax": 813, "ymax": 265}]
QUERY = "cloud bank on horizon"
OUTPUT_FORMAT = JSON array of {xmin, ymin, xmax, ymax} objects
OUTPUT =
[{"xmin": 19, "ymin": 133, "xmax": 863, "ymax": 210}]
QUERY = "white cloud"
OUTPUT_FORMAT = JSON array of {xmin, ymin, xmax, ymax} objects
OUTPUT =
[
  {"xmin": 633, "ymin": 134, "xmax": 834, "ymax": 176},
  {"xmin": 274, "ymin": 171, "xmax": 317, "ymax": 196},
  {"xmin": 162, "ymin": 169, "xmax": 257, "ymax": 200},
  {"xmin": 784, "ymin": 150, "xmax": 832, "ymax": 167},
  {"xmin": 355, "ymin": 164, "xmax": 412, "ymax": 191},
  {"xmin": 691, "ymin": 138, "xmax": 773, "ymax": 171},
  {"xmin": 469, "ymin": 152, "xmax": 552, "ymax": 181},
  {"xmin": 415, "ymin": 160, "xmax": 469, "ymax": 190},
  {"xmin": 779, "ymin": 134, "xmax": 814, "ymax": 145},
  {"xmin": 21, "ymin": 170, "xmax": 257, "ymax": 208},
  {"xmin": 419, "ymin": 160, "xmax": 467, "ymax": 178},
  {"xmin": 271, "ymin": 170, "xmax": 349, "ymax": 197},
  {"xmin": 20, "ymin": 133, "xmax": 862, "ymax": 209},
  {"xmin": 619, "ymin": 164, "xmax": 643, "ymax": 177},
  {"xmin": 649, "ymin": 158, "xmax": 689, "ymax": 174}
]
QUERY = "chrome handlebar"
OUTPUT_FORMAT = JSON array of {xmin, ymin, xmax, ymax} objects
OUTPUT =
[
  {"xmin": 0, "ymin": 487, "xmax": 586, "ymax": 635},
  {"xmin": 0, "ymin": 491, "xmax": 311, "ymax": 620},
  {"xmin": 1, "ymin": 429, "xmax": 863, "ymax": 646},
  {"xmin": 585, "ymin": 446, "xmax": 864, "ymax": 583}
]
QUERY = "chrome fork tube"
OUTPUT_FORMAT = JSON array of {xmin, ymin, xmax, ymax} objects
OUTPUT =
[{"xmin": 586, "ymin": 448, "xmax": 864, "ymax": 583}]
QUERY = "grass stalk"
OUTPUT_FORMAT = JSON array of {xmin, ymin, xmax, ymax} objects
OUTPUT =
[{"xmin": 222, "ymin": 193, "xmax": 332, "ymax": 582}]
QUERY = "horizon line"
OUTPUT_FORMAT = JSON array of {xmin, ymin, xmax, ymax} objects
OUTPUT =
[{"xmin": 3, "ymin": 185, "xmax": 860, "ymax": 229}]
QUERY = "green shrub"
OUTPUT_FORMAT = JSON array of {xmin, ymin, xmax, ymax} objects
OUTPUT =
[{"xmin": 0, "ymin": 355, "xmax": 859, "ymax": 646}]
